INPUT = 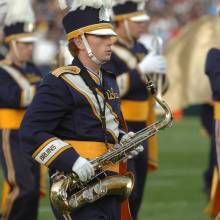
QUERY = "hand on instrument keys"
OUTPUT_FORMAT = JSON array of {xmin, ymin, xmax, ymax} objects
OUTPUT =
[
  {"xmin": 72, "ymin": 157, "xmax": 95, "ymax": 182},
  {"xmin": 120, "ymin": 132, "xmax": 144, "ymax": 160},
  {"xmin": 137, "ymin": 51, "xmax": 167, "ymax": 77}
]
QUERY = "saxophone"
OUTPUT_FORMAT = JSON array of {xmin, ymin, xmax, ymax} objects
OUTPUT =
[{"xmin": 50, "ymin": 77, "xmax": 173, "ymax": 215}]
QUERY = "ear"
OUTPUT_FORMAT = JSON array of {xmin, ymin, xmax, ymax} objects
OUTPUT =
[{"xmin": 73, "ymin": 36, "xmax": 84, "ymax": 50}]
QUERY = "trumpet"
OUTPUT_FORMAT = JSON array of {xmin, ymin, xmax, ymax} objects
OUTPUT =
[{"xmin": 50, "ymin": 77, "xmax": 173, "ymax": 215}]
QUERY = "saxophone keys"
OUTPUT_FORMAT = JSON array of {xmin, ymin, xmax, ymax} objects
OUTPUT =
[
  {"xmin": 59, "ymin": 190, "xmax": 68, "ymax": 200},
  {"xmin": 93, "ymin": 182, "xmax": 107, "ymax": 195},
  {"xmin": 82, "ymin": 189, "xmax": 94, "ymax": 202},
  {"xmin": 69, "ymin": 195, "xmax": 78, "ymax": 208}
]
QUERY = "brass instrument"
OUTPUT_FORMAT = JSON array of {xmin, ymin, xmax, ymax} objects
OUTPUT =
[
  {"xmin": 150, "ymin": 35, "xmax": 163, "ymax": 99},
  {"xmin": 50, "ymin": 77, "xmax": 173, "ymax": 215},
  {"xmin": 150, "ymin": 35, "xmax": 169, "ymax": 99}
]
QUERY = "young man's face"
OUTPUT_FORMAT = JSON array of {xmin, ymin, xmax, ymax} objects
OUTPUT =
[
  {"xmin": 12, "ymin": 41, "xmax": 33, "ymax": 62},
  {"xmin": 86, "ymin": 34, "xmax": 114, "ymax": 63},
  {"xmin": 127, "ymin": 20, "xmax": 148, "ymax": 40}
]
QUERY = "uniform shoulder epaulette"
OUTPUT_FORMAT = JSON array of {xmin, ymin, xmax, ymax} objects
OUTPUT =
[{"xmin": 51, "ymin": 66, "xmax": 81, "ymax": 77}]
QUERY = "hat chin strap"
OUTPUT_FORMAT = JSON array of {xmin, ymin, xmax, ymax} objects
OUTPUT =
[
  {"xmin": 81, "ymin": 34, "xmax": 103, "ymax": 65},
  {"xmin": 11, "ymin": 40, "xmax": 21, "ymax": 61},
  {"xmin": 123, "ymin": 20, "xmax": 134, "ymax": 43}
]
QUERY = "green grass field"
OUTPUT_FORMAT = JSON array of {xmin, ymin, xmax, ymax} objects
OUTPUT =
[{"xmin": 0, "ymin": 117, "xmax": 212, "ymax": 220}]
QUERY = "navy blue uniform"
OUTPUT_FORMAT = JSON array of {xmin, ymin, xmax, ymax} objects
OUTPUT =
[
  {"xmin": 0, "ymin": 59, "xmax": 42, "ymax": 220},
  {"xmin": 104, "ymin": 38, "xmax": 154, "ymax": 220},
  {"xmin": 205, "ymin": 48, "xmax": 220, "ymax": 215},
  {"xmin": 0, "ymin": 54, "xmax": 4, "ymax": 60},
  {"xmin": 20, "ymin": 58, "xmax": 126, "ymax": 220},
  {"xmin": 200, "ymin": 103, "xmax": 216, "ymax": 196},
  {"xmin": 206, "ymin": 48, "xmax": 220, "ymax": 102},
  {"xmin": 206, "ymin": 48, "xmax": 220, "ymax": 167}
]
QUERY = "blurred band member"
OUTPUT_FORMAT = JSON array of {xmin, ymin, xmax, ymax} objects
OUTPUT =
[
  {"xmin": 205, "ymin": 48, "xmax": 220, "ymax": 219},
  {"xmin": 103, "ymin": 0, "xmax": 167, "ymax": 219},
  {"xmin": 0, "ymin": 0, "xmax": 42, "ymax": 219}
]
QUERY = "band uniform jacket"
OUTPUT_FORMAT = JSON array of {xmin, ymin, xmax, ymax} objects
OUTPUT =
[
  {"xmin": 205, "ymin": 48, "xmax": 220, "ymax": 218},
  {"xmin": 205, "ymin": 48, "xmax": 220, "ymax": 120},
  {"xmin": 19, "ymin": 58, "xmax": 126, "ymax": 175},
  {"xmin": 0, "ymin": 59, "xmax": 42, "ymax": 129},
  {"xmin": 103, "ymin": 38, "xmax": 158, "ymax": 170},
  {"xmin": 0, "ymin": 59, "xmax": 42, "ymax": 219}
]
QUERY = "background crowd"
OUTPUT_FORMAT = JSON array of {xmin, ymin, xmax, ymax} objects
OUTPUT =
[{"xmin": 0, "ymin": 0, "xmax": 216, "ymax": 74}]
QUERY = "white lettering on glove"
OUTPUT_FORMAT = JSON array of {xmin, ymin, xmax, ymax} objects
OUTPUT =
[{"xmin": 72, "ymin": 157, "xmax": 95, "ymax": 182}]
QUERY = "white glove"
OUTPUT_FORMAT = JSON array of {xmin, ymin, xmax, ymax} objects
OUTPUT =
[
  {"xmin": 120, "ymin": 132, "xmax": 144, "ymax": 160},
  {"xmin": 138, "ymin": 52, "xmax": 167, "ymax": 75},
  {"xmin": 72, "ymin": 157, "xmax": 95, "ymax": 182}
]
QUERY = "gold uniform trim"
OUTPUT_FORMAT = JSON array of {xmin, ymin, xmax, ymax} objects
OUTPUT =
[
  {"xmin": 121, "ymin": 100, "xmax": 149, "ymax": 121},
  {"xmin": 5, "ymin": 33, "xmax": 34, "ymax": 44},
  {"xmin": 45, "ymin": 145, "xmax": 72, "ymax": 167},
  {"xmin": 61, "ymin": 75, "xmax": 103, "ymax": 123},
  {"xmin": 52, "ymin": 66, "xmax": 81, "ymax": 77},
  {"xmin": 61, "ymin": 76, "xmax": 119, "ymax": 144},
  {"xmin": 214, "ymin": 101, "xmax": 220, "ymax": 119},
  {"xmin": 66, "ymin": 23, "xmax": 114, "ymax": 41},
  {"xmin": 147, "ymin": 97, "xmax": 158, "ymax": 172},
  {"xmin": 0, "ymin": 109, "xmax": 25, "ymax": 129},
  {"xmin": 66, "ymin": 140, "xmax": 119, "ymax": 173},
  {"xmin": 89, "ymin": 73, "xmax": 100, "ymax": 85},
  {"xmin": 2, "ymin": 129, "xmax": 20, "ymax": 219},
  {"xmin": 96, "ymin": 89, "xmax": 119, "ymax": 122},
  {"xmin": 0, "ymin": 59, "xmax": 12, "ymax": 65},
  {"xmin": 32, "ymin": 137, "xmax": 57, "ymax": 158},
  {"xmin": 114, "ymin": 11, "xmax": 146, "ymax": 21}
]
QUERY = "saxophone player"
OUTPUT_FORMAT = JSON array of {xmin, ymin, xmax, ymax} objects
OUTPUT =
[
  {"xmin": 103, "ymin": 1, "xmax": 167, "ymax": 219},
  {"xmin": 20, "ymin": 0, "xmax": 143, "ymax": 219}
]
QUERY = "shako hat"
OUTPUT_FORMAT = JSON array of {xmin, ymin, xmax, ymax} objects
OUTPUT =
[
  {"xmin": 3, "ymin": 0, "xmax": 37, "ymax": 44},
  {"xmin": 112, "ymin": 0, "xmax": 150, "ymax": 22},
  {"xmin": 61, "ymin": 0, "xmax": 117, "ymax": 42}
]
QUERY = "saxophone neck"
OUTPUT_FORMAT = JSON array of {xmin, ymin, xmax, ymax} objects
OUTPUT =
[
  {"xmin": 153, "ymin": 94, "xmax": 173, "ymax": 129},
  {"xmin": 145, "ymin": 76, "xmax": 173, "ymax": 129}
]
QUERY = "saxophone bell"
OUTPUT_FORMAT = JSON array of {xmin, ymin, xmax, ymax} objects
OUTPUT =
[{"xmin": 50, "ymin": 171, "xmax": 134, "ymax": 214}]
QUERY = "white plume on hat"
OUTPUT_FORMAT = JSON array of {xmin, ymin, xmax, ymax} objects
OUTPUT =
[
  {"xmin": 4, "ymin": 0, "xmax": 35, "ymax": 26},
  {"xmin": 72, "ymin": 0, "xmax": 112, "ymax": 21},
  {"xmin": 70, "ymin": 0, "xmax": 111, "ymax": 10},
  {"xmin": 0, "ymin": 0, "xmax": 8, "ymax": 28}
]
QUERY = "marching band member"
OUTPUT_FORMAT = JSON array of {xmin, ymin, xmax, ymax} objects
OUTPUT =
[
  {"xmin": 205, "ymin": 47, "xmax": 220, "ymax": 219},
  {"xmin": 0, "ymin": 0, "xmax": 42, "ymax": 219},
  {"xmin": 103, "ymin": 0, "xmax": 167, "ymax": 219},
  {"xmin": 20, "ymin": 0, "xmax": 143, "ymax": 219}
]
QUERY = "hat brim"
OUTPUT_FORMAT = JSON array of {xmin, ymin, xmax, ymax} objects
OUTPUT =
[
  {"xmin": 129, "ymin": 14, "xmax": 150, "ymax": 22},
  {"xmin": 87, "ymin": 28, "xmax": 117, "ymax": 36},
  {"xmin": 17, "ymin": 36, "xmax": 38, "ymax": 43}
]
